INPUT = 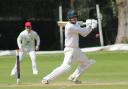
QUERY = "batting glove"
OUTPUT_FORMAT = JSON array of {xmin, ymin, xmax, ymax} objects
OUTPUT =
[{"xmin": 85, "ymin": 19, "xmax": 97, "ymax": 29}]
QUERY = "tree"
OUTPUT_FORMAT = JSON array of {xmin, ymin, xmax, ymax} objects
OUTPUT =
[
  {"xmin": 71, "ymin": 0, "xmax": 90, "ymax": 21},
  {"xmin": 116, "ymin": 0, "xmax": 128, "ymax": 43}
]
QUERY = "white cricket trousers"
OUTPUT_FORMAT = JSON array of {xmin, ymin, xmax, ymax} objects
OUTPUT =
[
  {"xmin": 11, "ymin": 50, "xmax": 38, "ymax": 74},
  {"xmin": 43, "ymin": 47, "xmax": 92, "ymax": 81}
]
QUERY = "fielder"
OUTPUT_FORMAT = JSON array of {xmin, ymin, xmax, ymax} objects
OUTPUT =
[
  {"xmin": 41, "ymin": 9, "xmax": 97, "ymax": 84},
  {"xmin": 11, "ymin": 21, "xmax": 40, "ymax": 75}
]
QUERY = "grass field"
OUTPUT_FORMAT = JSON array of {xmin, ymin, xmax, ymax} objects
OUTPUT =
[{"xmin": 0, "ymin": 51, "xmax": 128, "ymax": 89}]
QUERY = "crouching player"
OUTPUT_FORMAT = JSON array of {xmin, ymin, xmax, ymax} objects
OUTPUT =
[{"xmin": 11, "ymin": 21, "xmax": 40, "ymax": 76}]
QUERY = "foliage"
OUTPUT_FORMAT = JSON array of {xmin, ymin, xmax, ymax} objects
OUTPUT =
[{"xmin": 73, "ymin": 0, "xmax": 117, "ymax": 27}]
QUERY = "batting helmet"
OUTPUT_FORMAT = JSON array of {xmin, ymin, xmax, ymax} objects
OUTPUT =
[
  {"xmin": 25, "ymin": 21, "xmax": 32, "ymax": 27},
  {"xmin": 67, "ymin": 9, "xmax": 78, "ymax": 19}
]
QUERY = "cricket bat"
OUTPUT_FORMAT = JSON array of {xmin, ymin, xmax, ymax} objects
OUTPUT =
[{"xmin": 16, "ymin": 49, "xmax": 20, "ymax": 85}]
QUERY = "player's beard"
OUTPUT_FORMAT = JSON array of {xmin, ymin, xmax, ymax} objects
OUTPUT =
[{"xmin": 70, "ymin": 18, "xmax": 77, "ymax": 24}]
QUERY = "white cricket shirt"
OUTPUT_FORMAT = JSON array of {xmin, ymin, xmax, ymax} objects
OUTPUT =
[
  {"xmin": 17, "ymin": 29, "xmax": 40, "ymax": 49},
  {"xmin": 65, "ymin": 22, "xmax": 92, "ymax": 48}
]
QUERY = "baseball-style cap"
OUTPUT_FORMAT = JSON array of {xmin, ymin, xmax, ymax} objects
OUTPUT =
[{"xmin": 25, "ymin": 21, "xmax": 32, "ymax": 27}]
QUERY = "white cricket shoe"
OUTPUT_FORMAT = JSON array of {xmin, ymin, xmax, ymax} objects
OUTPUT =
[
  {"xmin": 10, "ymin": 69, "xmax": 16, "ymax": 76},
  {"xmin": 41, "ymin": 79, "xmax": 49, "ymax": 84},
  {"xmin": 68, "ymin": 76, "xmax": 82, "ymax": 84}
]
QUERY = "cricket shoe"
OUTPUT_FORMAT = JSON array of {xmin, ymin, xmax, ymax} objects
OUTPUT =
[
  {"xmin": 68, "ymin": 76, "xmax": 82, "ymax": 84},
  {"xmin": 10, "ymin": 69, "xmax": 16, "ymax": 76},
  {"xmin": 41, "ymin": 79, "xmax": 49, "ymax": 84}
]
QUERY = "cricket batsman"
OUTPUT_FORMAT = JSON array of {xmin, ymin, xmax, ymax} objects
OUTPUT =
[
  {"xmin": 11, "ymin": 21, "xmax": 40, "ymax": 75},
  {"xmin": 41, "ymin": 9, "xmax": 97, "ymax": 84}
]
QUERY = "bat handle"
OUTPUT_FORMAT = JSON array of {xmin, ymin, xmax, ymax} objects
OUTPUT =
[{"xmin": 16, "ymin": 49, "xmax": 19, "ymax": 56}]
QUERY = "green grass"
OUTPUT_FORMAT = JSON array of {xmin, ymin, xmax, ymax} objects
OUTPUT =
[{"xmin": 0, "ymin": 51, "xmax": 128, "ymax": 89}]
